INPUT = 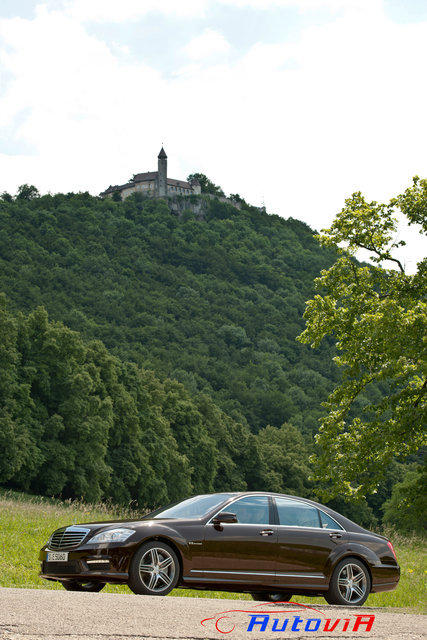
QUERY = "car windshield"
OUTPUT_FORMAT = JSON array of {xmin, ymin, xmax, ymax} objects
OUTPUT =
[{"xmin": 146, "ymin": 494, "xmax": 233, "ymax": 520}]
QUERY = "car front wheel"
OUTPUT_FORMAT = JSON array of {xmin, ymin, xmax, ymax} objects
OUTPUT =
[
  {"xmin": 128, "ymin": 541, "xmax": 180, "ymax": 596},
  {"xmin": 61, "ymin": 581, "xmax": 105, "ymax": 592},
  {"xmin": 251, "ymin": 592, "xmax": 293, "ymax": 602},
  {"xmin": 325, "ymin": 558, "xmax": 370, "ymax": 606}
]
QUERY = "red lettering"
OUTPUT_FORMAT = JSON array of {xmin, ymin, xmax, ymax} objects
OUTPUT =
[
  {"xmin": 324, "ymin": 618, "xmax": 340, "ymax": 632},
  {"xmin": 353, "ymin": 615, "xmax": 375, "ymax": 632},
  {"xmin": 342, "ymin": 618, "xmax": 350, "ymax": 631}
]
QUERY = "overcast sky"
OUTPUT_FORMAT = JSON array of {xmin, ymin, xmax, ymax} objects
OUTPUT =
[{"xmin": 0, "ymin": 0, "xmax": 426, "ymax": 271}]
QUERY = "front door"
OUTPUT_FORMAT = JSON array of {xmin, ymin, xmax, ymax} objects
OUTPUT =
[
  {"xmin": 199, "ymin": 495, "xmax": 277, "ymax": 587},
  {"xmin": 273, "ymin": 497, "xmax": 347, "ymax": 590}
]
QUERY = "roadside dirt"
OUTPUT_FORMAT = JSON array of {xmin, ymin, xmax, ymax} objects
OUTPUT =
[{"xmin": 0, "ymin": 587, "xmax": 425, "ymax": 640}]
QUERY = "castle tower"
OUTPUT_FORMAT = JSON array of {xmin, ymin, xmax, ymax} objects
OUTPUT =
[
  {"xmin": 157, "ymin": 147, "xmax": 167, "ymax": 197},
  {"xmin": 189, "ymin": 176, "xmax": 202, "ymax": 195}
]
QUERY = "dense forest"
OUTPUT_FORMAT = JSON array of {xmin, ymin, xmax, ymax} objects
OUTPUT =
[
  {"xmin": 0, "ymin": 190, "xmax": 341, "ymax": 435},
  {"xmin": 0, "ymin": 188, "xmax": 411, "ymax": 527}
]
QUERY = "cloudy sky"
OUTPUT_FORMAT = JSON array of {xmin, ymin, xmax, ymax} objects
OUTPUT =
[{"xmin": 0, "ymin": 0, "xmax": 426, "ymax": 269}]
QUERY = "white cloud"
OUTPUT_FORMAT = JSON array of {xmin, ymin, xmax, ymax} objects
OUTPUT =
[
  {"xmin": 0, "ymin": 1, "xmax": 426, "ymax": 270},
  {"xmin": 183, "ymin": 29, "xmax": 231, "ymax": 61},
  {"xmin": 57, "ymin": 0, "xmax": 208, "ymax": 22},
  {"xmin": 218, "ymin": 0, "xmax": 383, "ymax": 11},
  {"xmin": 39, "ymin": 0, "xmax": 382, "ymax": 24}
]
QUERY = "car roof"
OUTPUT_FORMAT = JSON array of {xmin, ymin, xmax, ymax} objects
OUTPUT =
[{"xmin": 210, "ymin": 491, "xmax": 368, "ymax": 534}]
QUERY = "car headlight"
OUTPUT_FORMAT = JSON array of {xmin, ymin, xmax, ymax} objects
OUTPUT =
[{"xmin": 88, "ymin": 528, "xmax": 136, "ymax": 544}]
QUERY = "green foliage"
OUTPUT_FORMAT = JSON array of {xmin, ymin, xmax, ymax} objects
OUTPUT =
[
  {"xmin": 187, "ymin": 173, "xmax": 224, "ymax": 196},
  {"xmin": 0, "ymin": 298, "xmax": 307, "ymax": 506},
  {"xmin": 298, "ymin": 177, "xmax": 427, "ymax": 499},
  {"xmin": 0, "ymin": 294, "xmax": 30, "ymax": 483},
  {"xmin": 256, "ymin": 423, "xmax": 311, "ymax": 495},
  {"xmin": 16, "ymin": 184, "xmax": 40, "ymax": 200},
  {"xmin": 383, "ymin": 465, "xmax": 427, "ymax": 534},
  {"xmin": 1, "ymin": 187, "xmax": 418, "ymax": 527},
  {"xmin": 392, "ymin": 176, "xmax": 427, "ymax": 230},
  {"xmin": 0, "ymin": 191, "xmax": 338, "ymax": 438}
]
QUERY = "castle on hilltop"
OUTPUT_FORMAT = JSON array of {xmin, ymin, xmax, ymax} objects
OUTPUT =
[{"xmin": 101, "ymin": 148, "xmax": 202, "ymax": 200}]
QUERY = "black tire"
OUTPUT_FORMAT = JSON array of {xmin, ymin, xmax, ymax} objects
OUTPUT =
[
  {"xmin": 128, "ymin": 541, "xmax": 180, "ymax": 596},
  {"xmin": 251, "ymin": 592, "xmax": 293, "ymax": 602},
  {"xmin": 61, "ymin": 580, "xmax": 105, "ymax": 592},
  {"xmin": 325, "ymin": 558, "xmax": 371, "ymax": 606}
]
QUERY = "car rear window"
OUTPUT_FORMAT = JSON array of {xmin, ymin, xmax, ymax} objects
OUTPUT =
[{"xmin": 319, "ymin": 510, "xmax": 343, "ymax": 530}]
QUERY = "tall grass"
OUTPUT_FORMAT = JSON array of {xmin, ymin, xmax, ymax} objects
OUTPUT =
[{"xmin": 0, "ymin": 490, "xmax": 425, "ymax": 610}]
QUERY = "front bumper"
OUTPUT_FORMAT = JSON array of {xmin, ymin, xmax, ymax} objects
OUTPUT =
[{"xmin": 39, "ymin": 543, "xmax": 135, "ymax": 584}]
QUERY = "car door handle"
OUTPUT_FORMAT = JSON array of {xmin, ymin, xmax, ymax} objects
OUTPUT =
[
  {"xmin": 329, "ymin": 532, "xmax": 342, "ymax": 539},
  {"xmin": 259, "ymin": 529, "xmax": 274, "ymax": 536}
]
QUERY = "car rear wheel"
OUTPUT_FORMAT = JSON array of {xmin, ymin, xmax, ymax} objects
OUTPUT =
[
  {"xmin": 61, "ymin": 581, "xmax": 105, "ymax": 592},
  {"xmin": 128, "ymin": 541, "xmax": 180, "ymax": 596},
  {"xmin": 325, "ymin": 558, "xmax": 370, "ymax": 606},
  {"xmin": 251, "ymin": 592, "xmax": 293, "ymax": 602}
]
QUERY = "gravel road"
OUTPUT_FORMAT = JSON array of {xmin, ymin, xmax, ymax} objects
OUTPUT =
[{"xmin": 0, "ymin": 587, "xmax": 425, "ymax": 640}]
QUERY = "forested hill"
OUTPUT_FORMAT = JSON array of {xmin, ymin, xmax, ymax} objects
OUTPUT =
[{"xmin": 0, "ymin": 192, "xmax": 341, "ymax": 436}]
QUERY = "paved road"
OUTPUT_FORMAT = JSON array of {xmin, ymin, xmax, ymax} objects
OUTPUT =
[{"xmin": 0, "ymin": 587, "xmax": 425, "ymax": 640}]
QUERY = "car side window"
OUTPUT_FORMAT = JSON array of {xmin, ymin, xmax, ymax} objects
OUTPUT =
[
  {"xmin": 275, "ymin": 498, "xmax": 320, "ymax": 528},
  {"xmin": 223, "ymin": 496, "xmax": 270, "ymax": 525},
  {"xmin": 319, "ymin": 510, "xmax": 344, "ymax": 530}
]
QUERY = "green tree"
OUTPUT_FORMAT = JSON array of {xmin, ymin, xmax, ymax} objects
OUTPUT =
[
  {"xmin": 256, "ymin": 423, "xmax": 311, "ymax": 495},
  {"xmin": 16, "ymin": 184, "xmax": 40, "ymax": 200},
  {"xmin": 15, "ymin": 307, "xmax": 112, "ymax": 501},
  {"xmin": 0, "ymin": 295, "xmax": 32, "ymax": 483},
  {"xmin": 382, "ymin": 464, "xmax": 427, "ymax": 534},
  {"xmin": 298, "ymin": 177, "xmax": 427, "ymax": 499},
  {"xmin": 187, "ymin": 173, "xmax": 224, "ymax": 196}
]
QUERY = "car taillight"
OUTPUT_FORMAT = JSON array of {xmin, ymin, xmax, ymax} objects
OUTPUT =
[{"xmin": 387, "ymin": 540, "xmax": 397, "ymax": 560}]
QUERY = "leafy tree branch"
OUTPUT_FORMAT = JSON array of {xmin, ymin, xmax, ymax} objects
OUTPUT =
[{"xmin": 298, "ymin": 177, "xmax": 427, "ymax": 499}]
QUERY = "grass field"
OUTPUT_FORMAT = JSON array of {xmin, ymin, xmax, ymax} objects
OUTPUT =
[{"xmin": 0, "ymin": 490, "xmax": 425, "ymax": 611}]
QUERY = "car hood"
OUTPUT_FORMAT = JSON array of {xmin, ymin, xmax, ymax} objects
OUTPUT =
[
  {"xmin": 75, "ymin": 519, "xmax": 146, "ymax": 530},
  {"xmin": 70, "ymin": 517, "xmax": 199, "ymax": 531}
]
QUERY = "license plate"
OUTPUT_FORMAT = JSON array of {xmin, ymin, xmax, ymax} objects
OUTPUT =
[{"xmin": 47, "ymin": 552, "xmax": 68, "ymax": 562}]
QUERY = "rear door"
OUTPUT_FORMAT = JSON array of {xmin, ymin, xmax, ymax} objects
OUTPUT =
[
  {"xmin": 200, "ymin": 495, "xmax": 278, "ymax": 587},
  {"xmin": 273, "ymin": 497, "xmax": 347, "ymax": 590}
]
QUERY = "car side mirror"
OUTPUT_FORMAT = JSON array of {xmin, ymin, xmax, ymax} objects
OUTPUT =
[{"xmin": 212, "ymin": 512, "xmax": 237, "ymax": 526}]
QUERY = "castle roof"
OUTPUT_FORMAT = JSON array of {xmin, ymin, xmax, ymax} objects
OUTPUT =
[
  {"xmin": 133, "ymin": 171, "xmax": 158, "ymax": 182},
  {"xmin": 167, "ymin": 177, "xmax": 192, "ymax": 189},
  {"xmin": 101, "ymin": 171, "xmax": 192, "ymax": 195},
  {"xmin": 132, "ymin": 171, "xmax": 192, "ymax": 188}
]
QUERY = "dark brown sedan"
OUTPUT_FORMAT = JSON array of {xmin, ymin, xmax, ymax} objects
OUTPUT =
[{"xmin": 39, "ymin": 492, "xmax": 400, "ymax": 605}]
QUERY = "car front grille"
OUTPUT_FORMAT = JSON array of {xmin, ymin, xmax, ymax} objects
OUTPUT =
[
  {"xmin": 48, "ymin": 526, "xmax": 90, "ymax": 550},
  {"xmin": 43, "ymin": 561, "xmax": 81, "ymax": 575}
]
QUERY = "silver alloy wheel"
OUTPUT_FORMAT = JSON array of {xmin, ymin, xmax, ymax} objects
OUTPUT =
[
  {"xmin": 337, "ymin": 563, "xmax": 367, "ymax": 603},
  {"xmin": 138, "ymin": 547, "xmax": 175, "ymax": 593}
]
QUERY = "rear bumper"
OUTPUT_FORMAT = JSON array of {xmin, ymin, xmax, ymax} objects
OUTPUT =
[{"xmin": 370, "ymin": 562, "xmax": 400, "ymax": 593}]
